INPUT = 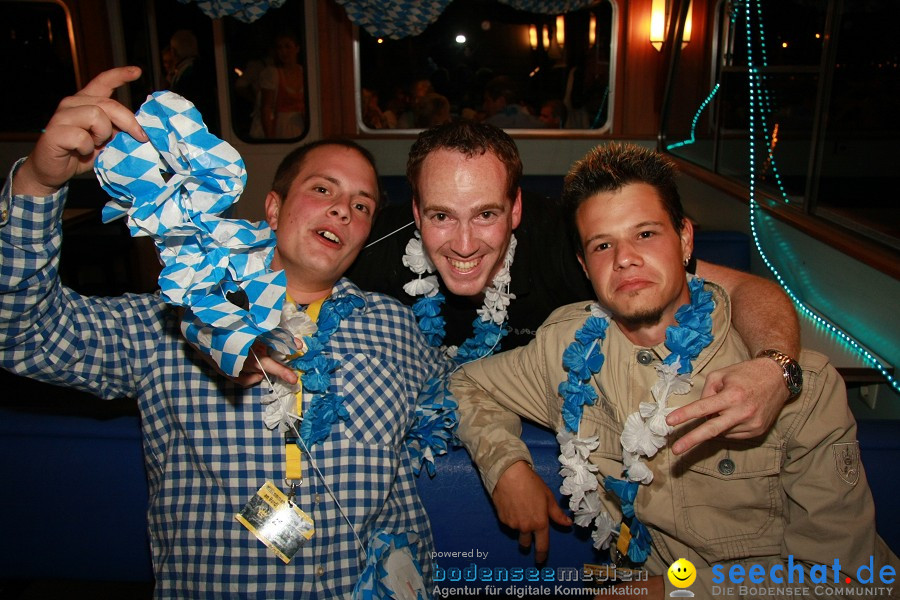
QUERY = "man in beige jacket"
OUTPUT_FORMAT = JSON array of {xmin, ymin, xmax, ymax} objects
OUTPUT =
[{"xmin": 451, "ymin": 143, "xmax": 898, "ymax": 599}]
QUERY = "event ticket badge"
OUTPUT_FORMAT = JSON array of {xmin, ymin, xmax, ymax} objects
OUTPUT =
[{"xmin": 236, "ymin": 481, "xmax": 314, "ymax": 564}]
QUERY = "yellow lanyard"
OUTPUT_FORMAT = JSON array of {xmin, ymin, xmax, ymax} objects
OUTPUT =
[{"xmin": 285, "ymin": 295, "xmax": 326, "ymax": 483}]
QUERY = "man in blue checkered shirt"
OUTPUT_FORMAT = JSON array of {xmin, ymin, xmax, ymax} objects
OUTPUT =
[{"xmin": 0, "ymin": 67, "xmax": 450, "ymax": 598}]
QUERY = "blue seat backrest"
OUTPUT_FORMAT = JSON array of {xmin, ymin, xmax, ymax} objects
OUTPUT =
[
  {"xmin": 416, "ymin": 422, "xmax": 604, "ymax": 582},
  {"xmin": 1, "ymin": 408, "xmax": 897, "ymax": 585},
  {"xmin": 0, "ymin": 407, "xmax": 153, "ymax": 582}
]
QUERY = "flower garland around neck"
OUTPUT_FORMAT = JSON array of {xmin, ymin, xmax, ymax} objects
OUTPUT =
[
  {"xmin": 556, "ymin": 276, "xmax": 714, "ymax": 564},
  {"xmin": 261, "ymin": 292, "xmax": 364, "ymax": 446},
  {"xmin": 263, "ymin": 296, "xmax": 431, "ymax": 599},
  {"xmin": 402, "ymin": 231, "xmax": 517, "ymax": 364}
]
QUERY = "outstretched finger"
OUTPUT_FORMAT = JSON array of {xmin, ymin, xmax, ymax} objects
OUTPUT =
[
  {"xmin": 671, "ymin": 413, "xmax": 735, "ymax": 455},
  {"xmin": 548, "ymin": 497, "xmax": 572, "ymax": 528},
  {"xmin": 64, "ymin": 69, "xmax": 147, "ymax": 143},
  {"xmin": 518, "ymin": 531, "xmax": 532, "ymax": 552},
  {"xmin": 533, "ymin": 527, "xmax": 550, "ymax": 564},
  {"xmin": 77, "ymin": 66, "xmax": 143, "ymax": 99},
  {"xmin": 667, "ymin": 393, "xmax": 726, "ymax": 427}
]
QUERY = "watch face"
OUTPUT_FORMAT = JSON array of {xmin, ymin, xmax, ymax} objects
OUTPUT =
[{"xmin": 786, "ymin": 361, "xmax": 803, "ymax": 394}]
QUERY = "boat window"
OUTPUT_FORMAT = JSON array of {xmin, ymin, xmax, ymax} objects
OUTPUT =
[
  {"xmin": 119, "ymin": 0, "xmax": 219, "ymax": 133},
  {"xmin": 223, "ymin": 0, "xmax": 309, "ymax": 143},
  {"xmin": 354, "ymin": 0, "xmax": 615, "ymax": 132},
  {"xmin": 661, "ymin": 0, "xmax": 900, "ymax": 253},
  {"xmin": 0, "ymin": 1, "xmax": 78, "ymax": 136}
]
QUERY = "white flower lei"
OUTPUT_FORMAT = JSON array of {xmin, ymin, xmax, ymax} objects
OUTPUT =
[
  {"xmin": 557, "ymin": 277, "xmax": 714, "ymax": 553},
  {"xmin": 259, "ymin": 302, "xmax": 317, "ymax": 431},
  {"xmin": 402, "ymin": 231, "xmax": 517, "ymax": 359}
]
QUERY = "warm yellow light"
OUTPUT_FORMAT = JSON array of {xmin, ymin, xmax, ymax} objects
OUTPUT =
[
  {"xmin": 542, "ymin": 24, "xmax": 550, "ymax": 50},
  {"xmin": 556, "ymin": 15, "xmax": 565, "ymax": 47},
  {"xmin": 589, "ymin": 13, "xmax": 597, "ymax": 46},
  {"xmin": 529, "ymin": 24, "xmax": 537, "ymax": 50},
  {"xmin": 683, "ymin": 2, "xmax": 692, "ymax": 45},
  {"xmin": 782, "ymin": 41, "xmax": 788, "ymax": 48},
  {"xmin": 377, "ymin": 38, "xmax": 384, "ymax": 44},
  {"xmin": 650, "ymin": 0, "xmax": 666, "ymax": 51},
  {"xmin": 650, "ymin": 0, "xmax": 692, "ymax": 51}
]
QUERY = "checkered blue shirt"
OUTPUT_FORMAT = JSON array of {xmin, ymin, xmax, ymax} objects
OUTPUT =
[{"xmin": 0, "ymin": 161, "xmax": 450, "ymax": 598}]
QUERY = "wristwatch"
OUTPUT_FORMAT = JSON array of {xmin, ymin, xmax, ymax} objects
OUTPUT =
[{"xmin": 756, "ymin": 349, "xmax": 803, "ymax": 396}]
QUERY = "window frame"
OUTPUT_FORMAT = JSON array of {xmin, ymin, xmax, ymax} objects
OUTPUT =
[{"xmin": 659, "ymin": 0, "xmax": 900, "ymax": 278}]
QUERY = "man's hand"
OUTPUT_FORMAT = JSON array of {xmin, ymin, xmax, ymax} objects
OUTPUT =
[
  {"xmin": 667, "ymin": 357, "xmax": 789, "ymax": 455},
  {"xmin": 14, "ymin": 66, "xmax": 148, "ymax": 197},
  {"xmin": 492, "ymin": 460, "xmax": 572, "ymax": 563},
  {"xmin": 188, "ymin": 337, "xmax": 298, "ymax": 388},
  {"xmin": 234, "ymin": 342, "xmax": 298, "ymax": 388}
]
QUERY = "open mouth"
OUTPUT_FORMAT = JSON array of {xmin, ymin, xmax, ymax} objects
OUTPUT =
[
  {"xmin": 317, "ymin": 230, "xmax": 341, "ymax": 245},
  {"xmin": 448, "ymin": 257, "xmax": 481, "ymax": 273}
]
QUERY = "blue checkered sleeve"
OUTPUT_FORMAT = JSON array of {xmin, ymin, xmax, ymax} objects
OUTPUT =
[{"xmin": 0, "ymin": 159, "xmax": 163, "ymax": 399}]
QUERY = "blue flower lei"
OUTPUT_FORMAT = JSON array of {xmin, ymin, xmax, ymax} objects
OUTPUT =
[
  {"xmin": 406, "ymin": 233, "xmax": 517, "ymax": 365},
  {"xmin": 406, "ymin": 374, "xmax": 459, "ymax": 477},
  {"xmin": 557, "ymin": 277, "xmax": 714, "ymax": 564},
  {"xmin": 403, "ymin": 233, "xmax": 517, "ymax": 477},
  {"xmin": 281, "ymin": 296, "xmax": 432, "ymax": 597},
  {"xmin": 412, "ymin": 294, "xmax": 509, "ymax": 365},
  {"xmin": 286, "ymin": 293, "xmax": 365, "ymax": 447}
]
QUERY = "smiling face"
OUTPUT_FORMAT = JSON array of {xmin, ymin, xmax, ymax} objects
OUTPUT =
[
  {"xmin": 576, "ymin": 182, "xmax": 693, "ymax": 346},
  {"xmin": 667, "ymin": 558, "xmax": 697, "ymax": 589},
  {"xmin": 266, "ymin": 144, "xmax": 378, "ymax": 303},
  {"xmin": 412, "ymin": 149, "xmax": 522, "ymax": 299}
]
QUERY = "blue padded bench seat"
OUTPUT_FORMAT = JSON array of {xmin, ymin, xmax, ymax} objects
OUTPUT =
[
  {"xmin": 416, "ymin": 421, "xmax": 603, "ymax": 577},
  {"xmin": 2, "ymin": 406, "xmax": 897, "ymax": 587},
  {"xmin": 0, "ymin": 407, "xmax": 153, "ymax": 582}
]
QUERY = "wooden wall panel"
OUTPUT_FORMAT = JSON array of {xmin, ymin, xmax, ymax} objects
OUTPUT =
[
  {"xmin": 318, "ymin": 0, "xmax": 358, "ymax": 136},
  {"xmin": 68, "ymin": 0, "xmax": 115, "ymax": 83}
]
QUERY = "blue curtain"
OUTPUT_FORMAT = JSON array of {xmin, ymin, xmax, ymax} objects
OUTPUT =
[
  {"xmin": 334, "ymin": 0, "xmax": 594, "ymax": 40},
  {"xmin": 176, "ymin": 0, "xmax": 287, "ymax": 23},
  {"xmin": 499, "ymin": 0, "xmax": 594, "ymax": 15}
]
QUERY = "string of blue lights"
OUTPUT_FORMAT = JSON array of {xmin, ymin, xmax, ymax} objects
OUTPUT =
[{"xmin": 667, "ymin": 0, "xmax": 897, "ymax": 394}]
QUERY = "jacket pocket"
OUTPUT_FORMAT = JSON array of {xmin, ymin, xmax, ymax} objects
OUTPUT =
[
  {"xmin": 578, "ymin": 407, "xmax": 627, "ymax": 484},
  {"xmin": 675, "ymin": 440, "xmax": 783, "ymax": 557}
]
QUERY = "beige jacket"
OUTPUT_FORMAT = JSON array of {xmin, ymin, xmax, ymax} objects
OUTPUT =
[{"xmin": 452, "ymin": 283, "xmax": 899, "ymax": 599}]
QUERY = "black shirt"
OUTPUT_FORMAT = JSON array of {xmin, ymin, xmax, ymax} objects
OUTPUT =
[{"xmin": 346, "ymin": 192, "xmax": 595, "ymax": 350}]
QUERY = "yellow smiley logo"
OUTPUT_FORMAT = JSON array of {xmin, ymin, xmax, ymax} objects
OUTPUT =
[{"xmin": 667, "ymin": 558, "xmax": 697, "ymax": 588}]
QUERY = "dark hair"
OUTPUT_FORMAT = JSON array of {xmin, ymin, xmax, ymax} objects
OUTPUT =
[
  {"xmin": 406, "ymin": 120, "xmax": 522, "ymax": 205},
  {"xmin": 270, "ymin": 139, "xmax": 383, "ymax": 214},
  {"xmin": 562, "ymin": 143, "xmax": 683, "ymax": 256}
]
